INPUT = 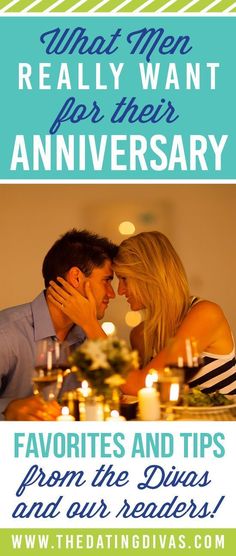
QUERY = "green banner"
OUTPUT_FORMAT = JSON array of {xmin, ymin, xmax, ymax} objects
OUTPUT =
[{"xmin": 1, "ymin": 528, "xmax": 235, "ymax": 555}]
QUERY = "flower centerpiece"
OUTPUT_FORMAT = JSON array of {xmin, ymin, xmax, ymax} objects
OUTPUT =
[{"xmin": 70, "ymin": 337, "xmax": 139, "ymax": 399}]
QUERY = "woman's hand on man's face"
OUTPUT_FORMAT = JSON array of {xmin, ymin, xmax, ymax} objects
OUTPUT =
[{"xmin": 48, "ymin": 277, "xmax": 97, "ymax": 328}]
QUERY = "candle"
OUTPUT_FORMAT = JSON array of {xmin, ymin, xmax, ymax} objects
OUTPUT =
[
  {"xmin": 106, "ymin": 410, "xmax": 126, "ymax": 422},
  {"xmin": 79, "ymin": 380, "xmax": 92, "ymax": 398},
  {"xmin": 185, "ymin": 338, "xmax": 193, "ymax": 367},
  {"xmin": 149, "ymin": 369, "xmax": 159, "ymax": 383},
  {"xmin": 158, "ymin": 367, "xmax": 183, "ymax": 404},
  {"xmin": 47, "ymin": 351, "xmax": 52, "ymax": 371},
  {"xmin": 55, "ymin": 341, "xmax": 60, "ymax": 361},
  {"xmin": 169, "ymin": 383, "xmax": 180, "ymax": 402},
  {"xmin": 138, "ymin": 374, "xmax": 160, "ymax": 421},
  {"xmin": 84, "ymin": 397, "xmax": 104, "ymax": 421},
  {"xmin": 57, "ymin": 406, "xmax": 75, "ymax": 421}
]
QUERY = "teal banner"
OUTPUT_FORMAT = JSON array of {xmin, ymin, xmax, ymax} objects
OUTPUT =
[{"xmin": 0, "ymin": 16, "xmax": 235, "ymax": 180}]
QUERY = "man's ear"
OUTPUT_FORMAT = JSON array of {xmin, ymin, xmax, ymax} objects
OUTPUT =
[{"xmin": 65, "ymin": 267, "xmax": 84, "ymax": 289}]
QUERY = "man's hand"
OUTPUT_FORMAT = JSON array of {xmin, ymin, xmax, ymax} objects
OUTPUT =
[{"xmin": 4, "ymin": 396, "xmax": 61, "ymax": 421}]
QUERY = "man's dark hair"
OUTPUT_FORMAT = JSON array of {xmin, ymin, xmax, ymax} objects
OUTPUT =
[{"xmin": 42, "ymin": 229, "xmax": 118, "ymax": 287}]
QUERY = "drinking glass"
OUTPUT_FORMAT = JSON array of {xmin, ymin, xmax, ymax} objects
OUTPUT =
[
  {"xmin": 33, "ymin": 339, "xmax": 71, "ymax": 401},
  {"xmin": 157, "ymin": 366, "xmax": 184, "ymax": 420}
]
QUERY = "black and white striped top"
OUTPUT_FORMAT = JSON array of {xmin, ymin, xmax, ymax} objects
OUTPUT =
[
  {"xmin": 189, "ymin": 347, "xmax": 236, "ymax": 394},
  {"xmin": 188, "ymin": 297, "xmax": 236, "ymax": 394}
]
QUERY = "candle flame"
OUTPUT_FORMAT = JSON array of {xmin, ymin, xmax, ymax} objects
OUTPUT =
[
  {"xmin": 80, "ymin": 380, "xmax": 91, "ymax": 399},
  {"xmin": 170, "ymin": 383, "xmax": 180, "ymax": 402},
  {"xmin": 150, "ymin": 369, "xmax": 158, "ymax": 382},
  {"xmin": 61, "ymin": 406, "xmax": 69, "ymax": 416},
  {"xmin": 145, "ymin": 374, "xmax": 154, "ymax": 388},
  {"xmin": 110, "ymin": 410, "xmax": 119, "ymax": 418}
]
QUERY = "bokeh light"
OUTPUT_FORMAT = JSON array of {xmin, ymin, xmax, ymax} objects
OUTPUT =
[
  {"xmin": 101, "ymin": 321, "xmax": 116, "ymax": 335},
  {"xmin": 118, "ymin": 221, "xmax": 136, "ymax": 235},
  {"xmin": 125, "ymin": 311, "xmax": 142, "ymax": 328}
]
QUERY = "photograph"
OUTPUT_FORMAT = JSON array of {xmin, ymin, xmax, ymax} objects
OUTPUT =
[
  {"xmin": 0, "ymin": 4, "xmax": 235, "ymax": 555},
  {"xmin": 1, "ymin": 182, "xmax": 235, "ymax": 420}
]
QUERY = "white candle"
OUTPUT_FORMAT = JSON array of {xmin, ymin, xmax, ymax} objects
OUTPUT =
[
  {"xmin": 169, "ymin": 383, "xmax": 180, "ymax": 402},
  {"xmin": 84, "ymin": 398, "xmax": 104, "ymax": 421},
  {"xmin": 106, "ymin": 410, "xmax": 126, "ymax": 422},
  {"xmin": 138, "ymin": 374, "xmax": 160, "ymax": 421},
  {"xmin": 185, "ymin": 338, "xmax": 193, "ymax": 367},
  {"xmin": 47, "ymin": 351, "xmax": 52, "ymax": 371},
  {"xmin": 57, "ymin": 406, "xmax": 75, "ymax": 421},
  {"xmin": 80, "ymin": 380, "xmax": 92, "ymax": 398},
  {"xmin": 55, "ymin": 341, "xmax": 60, "ymax": 361}
]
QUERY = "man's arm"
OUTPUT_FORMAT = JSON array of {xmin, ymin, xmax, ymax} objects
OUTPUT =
[
  {"xmin": 0, "ymin": 330, "xmax": 60, "ymax": 421},
  {"xmin": 4, "ymin": 396, "xmax": 60, "ymax": 421},
  {"xmin": 0, "ymin": 328, "xmax": 15, "ymax": 419}
]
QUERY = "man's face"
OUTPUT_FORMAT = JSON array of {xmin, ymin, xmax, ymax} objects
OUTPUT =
[{"xmin": 86, "ymin": 259, "xmax": 115, "ymax": 319}]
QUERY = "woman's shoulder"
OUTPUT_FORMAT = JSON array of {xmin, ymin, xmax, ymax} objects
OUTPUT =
[
  {"xmin": 190, "ymin": 298, "xmax": 225, "ymax": 320},
  {"xmin": 178, "ymin": 298, "xmax": 232, "ymax": 354}
]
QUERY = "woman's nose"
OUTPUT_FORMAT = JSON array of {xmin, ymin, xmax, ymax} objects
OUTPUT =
[{"xmin": 118, "ymin": 281, "xmax": 126, "ymax": 295}]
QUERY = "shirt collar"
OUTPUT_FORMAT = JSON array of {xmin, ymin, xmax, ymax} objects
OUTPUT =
[
  {"xmin": 31, "ymin": 291, "xmax": 86, "ymax": 346},
  {"xmin": 31, "ymin": 291, "xmax": 55, "ymax": 341}
]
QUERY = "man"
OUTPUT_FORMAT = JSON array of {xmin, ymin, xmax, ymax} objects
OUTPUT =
[{"xmin": 0, "ymin": 229, "xmax": 118, "ymax": 421}]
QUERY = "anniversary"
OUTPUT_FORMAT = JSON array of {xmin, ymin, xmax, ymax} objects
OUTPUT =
[{"xmin": 10, "ymin": 133, "xmax": 228, "ymax": 173}]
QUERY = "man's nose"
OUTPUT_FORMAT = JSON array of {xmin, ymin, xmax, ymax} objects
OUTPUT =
[{"xmin": 108, "ymin": 284, "xmax": 116, "ymax": 298}]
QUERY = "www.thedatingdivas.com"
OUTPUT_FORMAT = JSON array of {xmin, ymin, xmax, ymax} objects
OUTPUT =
[{"xmin": 11, "ymin": 531, "xmax": 225, "ymax": 551}]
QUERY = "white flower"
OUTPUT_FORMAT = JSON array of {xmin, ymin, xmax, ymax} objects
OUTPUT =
[
  {"xmin": 71, "ymin": 337, "xmax": 139, "ymax": 384},
  {"xmin": 90, "ymin": 352, "xmax": 110, "ymax": 371},
  {"xmin": 105, "ymin": 374, "xmax": 126, "ymax": 387}
]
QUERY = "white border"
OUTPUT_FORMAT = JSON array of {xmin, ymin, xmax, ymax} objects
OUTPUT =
[
  {"xmin": 1, "ymin": 180, "xmax": 236, "ymax": 184},
  {"xmin": 0, "ymin": 12, "xmax": 236, "ymax": 16}
]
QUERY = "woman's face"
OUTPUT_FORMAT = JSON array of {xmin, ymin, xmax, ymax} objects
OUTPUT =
[{"xmin": 116, "ymin": 275, "xmax": 145, "ymax": 311}]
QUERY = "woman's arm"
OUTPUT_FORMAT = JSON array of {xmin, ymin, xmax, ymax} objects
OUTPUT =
[{"xmin": 122, "ymin": 300, "xmax": 233, "ymax": 395}]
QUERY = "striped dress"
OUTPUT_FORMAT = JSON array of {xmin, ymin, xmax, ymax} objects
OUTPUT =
[{"xmin": 188, "ymin": 298, "xmax": 236, "ymax": 395}]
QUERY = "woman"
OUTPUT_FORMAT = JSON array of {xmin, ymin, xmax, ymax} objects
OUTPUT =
[{"xmin": 48, "ymin": 231, "xmax": 236, "ymax": 396}]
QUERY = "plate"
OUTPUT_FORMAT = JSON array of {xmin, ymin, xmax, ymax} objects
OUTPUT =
[
  {"xmin": 172, "ymin": 402, "xmax": 236, "ymax": 413},
  {"xmin": 120, "ymin": 395, "xmax": 138, "ymax": 404},
  {"xmin": 169, "ymin": 402, "xmax": 236, "ymax": 421}
]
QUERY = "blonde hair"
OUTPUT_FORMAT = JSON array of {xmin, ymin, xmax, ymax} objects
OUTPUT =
[{"xmin": 114, "ymin": 231, "xmax": 190, "ymax": 365}]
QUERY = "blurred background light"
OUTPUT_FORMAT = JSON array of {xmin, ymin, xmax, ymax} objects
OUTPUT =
[
  {"xmin": 118, "ymin": 221, "xmax": 136, "ymax": 235},
  {"xmin": 101, "ymin": 321, "xmax": 116, "ymax": 335},
  {"xmin": 125, "ymin": 311, "xmax": 142, "ymax": 328}
]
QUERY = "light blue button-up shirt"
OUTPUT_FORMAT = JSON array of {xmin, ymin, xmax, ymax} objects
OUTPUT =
[{"xmin": 0, "ymin": 291, "xmax": 86, "ymax": 419}]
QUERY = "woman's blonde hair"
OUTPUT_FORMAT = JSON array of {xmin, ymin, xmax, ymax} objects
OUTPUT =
[{"xmin": 114, "ymin": 231, "xmax": 190, "ymax": 365}]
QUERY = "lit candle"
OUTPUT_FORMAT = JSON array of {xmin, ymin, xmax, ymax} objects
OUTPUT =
[
  {"xmin": 80, "ymin": 380, "xmax": 91, "ymax": 398},
  {"xmin": 55, "ymin": 341, "xmax": 60, "ymax": 361},
  {"xmin": 106, "ymin": 410, "xmax": 126, "ymax": 422},
  {"xmin": 169, "ymin": 383, "xmax": 180, "ymax": 402},
  {"xmin": 47, "ymin": 351, "xmax": 52, "ymax": 371},
  {"xmin": 57, "ymin": 406, "xmax": 75, "ymax": 421},
  {"xmin": 149, "ymin": 369, "xmax": 158, "ymax": 383},
  {"xmin": 78, "ymin": 380, "xmax": 92, "ymax": 398},
  {"xmin": 138, "ymin": 374, "xmax": 160, "ymax": 421},
  {"xmin": 185, "ymin": 338, "xmax": 193, "ymax": 367}
]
